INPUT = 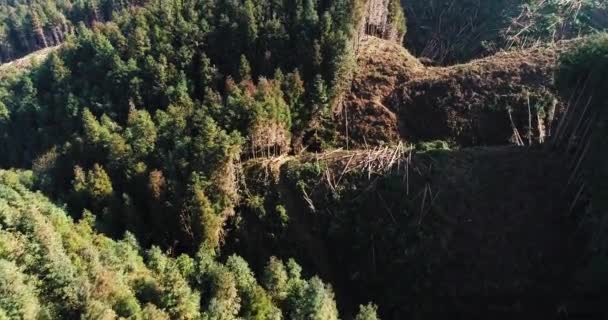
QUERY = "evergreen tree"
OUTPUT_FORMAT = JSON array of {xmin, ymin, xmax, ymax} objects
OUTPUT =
[
  {"xmin": 0, "ymin": 260, "xmax": 41, "ymax": 320},
  {"xmin": 290, "ymin": 277, "xmax": 339, "ymax": 320},
  {"xmin": 263, "ymin": 256, "xmax": 289, "ymax": 301},
  {"xmin": 188, "ymin": 180, "xmax": 223, "ymax": 250},
  {"xmin": 242, "ymin": 0, "xmax": 258, "ymax": 50},
  {"xmin": 239, "ymin": 54, "xmax": 252, "ymax": 82},
  {"xmin": 311, "ymin": 74, "xmax": 329, "ymax": 115},
  {"xmin": 125, "ymin": 108, "xmax": 157, "ymax": 159},
  {"xmin": 355, "ymin": 303, "xmax": 380, "ymax": 320},
  {"xmin": 86, "ymin": 163, "xmax": 113, "ymax": 201}
]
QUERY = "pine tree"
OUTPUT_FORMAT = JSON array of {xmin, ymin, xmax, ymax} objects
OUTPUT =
[
  {"xmin": 263, "ymin": 256, "xmax": 288, "ymax": 301},
  {"xmin": 29, "ymin": 10, "xmax": 48, "ymax": 48},
  {"xmin": 0, "ymin": 259, "xmax": 41, "ymax": 319},
  {"xmin": 290, "ymin": 277, "xmax": 339, "ymax": 320},
  {"xmin": 302, "ymin": 0, "xmax": 319, "ymax": 27},
  {"xmin": 226, "ymin": 256, "xmax": 280, "ymax": 319},
  {"xmin": 72, "ymin": 165, "xmax": 87, "ymax": 194},
  {"xmin": 82, "ymin": 108, "xmax": 104, "ymax": 145},
  {"xmin": 355, "ymin": 303, "xmax": 380, "ymax": 320},
  {"xmin": 189, "ymin": 183, "xmax": 223, "ymax": 250},
  {"xmin": 198, "ymin": 53, "xmax": 218, "ymax": 95},
  {"xmin": 205, "ymin": 266, "xmax": 241, "ymax": 320},
  {"xmin": 86, "ymin": 164, "xmax": 114, "ymax": 201},
  {"xmin": 239, "ymin": 55, "xmax": 253, "ymax": 82},
  {"xmin": 243, "ymin": 0, "xmax": 258, "ymax": 49},
  {"xmin": 312, "ymin": 74, "xmax": 329, "ymax": 115},
  {"xmin": 125, "ymin": 109, "xmax": 157, "ymax": 159},
  {"xmin": 284, "ymin": 69, "xmax": 305, "ymax": 128}
]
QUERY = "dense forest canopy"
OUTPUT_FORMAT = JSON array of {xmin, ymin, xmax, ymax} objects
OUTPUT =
[
  {"xmin": 0, "ymin": 0, "xmax": 151, "ymax": 62},
  {"xmin": 0, "ymin": 0, "xmax": 372, "ymax": 317},
  {"xmin": 0, "ymin": 169, "xmax": 375, "ymax": 319},
  {"xmin": 0, "ymin": 0, "xmax": 365, "ymax": 253}
]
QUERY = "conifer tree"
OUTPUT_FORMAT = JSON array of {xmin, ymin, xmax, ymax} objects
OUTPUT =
[
  {"xmin": 239, "ymin": 54, "xmax": 252, "ymax": 82},
  {"xmin": 355, "ymin": 303, "xmax": 380, "ymax": 320},
  {"xmin": 125, "ymin": 109, "xmax": 157, "ymax": 159}
]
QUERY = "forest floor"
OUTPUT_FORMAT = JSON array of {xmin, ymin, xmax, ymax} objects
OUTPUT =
[
  {"xmin": 243, "ymin": 144, "xmax": 593, "ymax": 318},
  {"xmin": 239, "ymin": 145, "xmax": 602, "ymax": 319},
  {"xmin": 418, "ymin": 146, "xmax": 585, "ymax": 318}
]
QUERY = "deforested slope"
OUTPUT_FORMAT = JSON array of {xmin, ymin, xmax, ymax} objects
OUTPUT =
[
  {"xmin": 335, "ymin": 35, "xmax": 573, "ymax": 148},
  {"xmin": 233, "ymin": 144, "xmax": 588, "ymax": 318}
]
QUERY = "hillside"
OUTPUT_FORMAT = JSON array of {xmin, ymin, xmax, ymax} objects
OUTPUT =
[
  {"xmin": 403, "ymin": 0, "xmax": 608, "ymax": 65},
  {"xmin": 0, "ymin": 169, "xmax": 354, "ymax": 319},
  {"xmin": 0, "ymin": 0, "xmax": 608, "ymax": 319},
  {"xmin": 231, "ymin": 143, "xmax": 598, "ymax": 318},
  {"xmin": 333, "ymin": 35, "xmax": 572, "ymax": 148}
]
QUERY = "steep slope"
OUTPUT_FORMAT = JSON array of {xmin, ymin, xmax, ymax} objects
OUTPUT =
[
  {"xmin": 334, "ymin": 35, "xmax": 575, "ymax": 149},
  {"xmin": 335, "ymin": 35, "xmax": 426, "ymax": 146},
  {"xmin": 231, "ymin": 144, "xmax": 594, "ymax": 318}
]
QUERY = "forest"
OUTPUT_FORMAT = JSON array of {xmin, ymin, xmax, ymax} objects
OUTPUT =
[{"xmin": 0, "ymin": 0, "xmax": 608, "ymax": 319}]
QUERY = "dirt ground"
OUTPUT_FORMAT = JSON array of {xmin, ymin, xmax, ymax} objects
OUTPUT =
[{"xmin": 333, "ymin": 35, "xmax": 576, "ymax": 149}]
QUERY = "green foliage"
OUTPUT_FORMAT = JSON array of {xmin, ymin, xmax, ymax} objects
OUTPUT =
[
  {"xmin": 262, "ymin": 257, "xmax": 339, "ymax": 320},
  {"xmin": 0, "ymin": 0, "xmax": 134, "ymax": 62},
  {"xmin": 263, "ymin": 256, "xmax": 289, "ymax": 300},
  {"xmin": 557, "ymin": 33, "xmax": 608, "ymax": 95},
  {"xmin": 125, "ymin": 109, "xmax": 157, "ymax": 159},
  {"xmin": 0, "ymin": 260, "xmax": 41, "ymax": 320},
  {"xmin": 288, "ymin": 276, "xmax": 339, "ymax": 320},
  {"xmin": 188, "ymin": 182, "xmax": 224, "ymax": 251},
  {"xmin": 415, "ymin": 140, "xmax": 451, "ymax": 153},
  {"xmin": 0, "ymin": 0, "xmax": 364, "ymax": 251},
  {"xmin": 239, "ymin": 55, "xmax": 253, "ymax": 82},
  {"xmin": 0, "ymin": 169, "xmax": 339, "ymax": 319},
  {"xmin": 71, "ymin": 163, "xmax": 114, "ymax": 217},
  {"xmin": 355, "ymin": 303, "xmax": 380, "ymax": 320},
  {"xmin": 387, "ymin": 0, "xmax": 406, "ymax": 41},
  {"xmin": 226, "ymin": 255, "xmax": 281, "ymax": 320}
]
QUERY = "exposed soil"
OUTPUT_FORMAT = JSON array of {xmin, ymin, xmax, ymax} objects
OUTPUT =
[
  {"xmin": 334, "ymin": 35, "xmax": 577, "ymax": 149},
  {"xmin": 335, "ymin": 35, "xmax": 425, "ymax": 146},
  {"xmin": 394, "ymin": 47, "xmax": 561, "ymax": 146}
]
